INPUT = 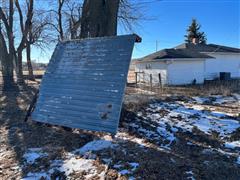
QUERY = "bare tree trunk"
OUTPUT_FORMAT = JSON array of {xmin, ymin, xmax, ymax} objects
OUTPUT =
[
  {"xmin": 1, "ymin": 56, "xmax": 14, "ymax": 88},
  {"xmin": 15, "ymin": 0, "xmax": 34, "ymax": 84},
  {"xmin": 105, "ymin": 0, "xmax": 119, "ymax": 36},
  {"xmin": 26, "ymin": 40, "xmax": 35, "ymax": 80},
  {"xmin": 80, "ymin": 0, "xmax": 120, "ymax": 38},
  {"xmin": 8, "ymin": 0, "xmax": 15, "ymax": 77},
  {"xmin": 0, "ymin": 33, "xmax": 14, "ymax": 87},
  {"xmin": 16, "ymin": 49, "xmax": 24, "ymax": 84},
  {"xmin": 58, "ymin": 0, "xmax": 65, "ymax": 40},
  {"xmin": 0, "ymin": 1, "xmax": 15, "ymax": 87}
]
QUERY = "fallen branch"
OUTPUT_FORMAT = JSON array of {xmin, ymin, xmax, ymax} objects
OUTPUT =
[{"xmin": 24, "ymin": 89, "xmax": 39, "ymax": 122}]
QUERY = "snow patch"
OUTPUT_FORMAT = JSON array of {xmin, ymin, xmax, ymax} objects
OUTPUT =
[
  {"xmin": 192, "ymin": 95, "xmax": 238, "ymax": 105},
  {"xmin": 225, "ymin": 141, "xmax": 240, "ymax": 149},
  {"xmin": 21, "ymin": 172, "xmax": 49, "ymax": 180},
  {"xmin": 23, "ymin": 148, "xmax": 48, "ymax": 164},
  {"xmin": 213, "ymin": 96, "xmax": 236, "ymax": 105},
  {"xmin": 74, "ymin": 140, "xmax": 114, "ymax": 155},
  {"xmin": 119, "ymin": 169, "xmax": 130, "ymax": 175},
  {"xmin": 185, "ymin": 170, "xmax": 195, "ymax": 180},
  {"xmin": 22, "ymin": 144, "xmax": 110, "ymax": 179},
  {"xmin": 149, "ymin": 102, "xmax": 240, "ymax": 137},
  {"xmin": 237, "ymin": 157, "xmax": 240, "ymax": 165},
  {"xmin": 55, "ymin": 157, "xmax": 97, "ymax": 176},
  {"xmin": 129, "ymin": 162, "xmax": 139, "ymax": 171},
  {"xmin": 22, "ymin": 157, "xmax": 98, "ymax": 179},
  {"xmin": 192, "ymin": 97, "xmax": 209, "ymax": 104},
  {"xmin": 233, "ymin": 93, "xmax": 240, "ymax": 101}
]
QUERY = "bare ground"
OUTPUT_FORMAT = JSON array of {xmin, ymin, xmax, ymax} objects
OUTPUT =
[{"xmin": 0, "ymin": 83, "xmax": 240, "ymax": 180}]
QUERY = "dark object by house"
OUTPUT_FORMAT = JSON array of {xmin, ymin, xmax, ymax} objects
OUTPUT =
[
  {"xmin": 31, "ymin": 34, "xmax": 138, "ymax": 134},
  {"xmin": 220, "ymin": 72, "xmax": 231, "ymax": 80}
]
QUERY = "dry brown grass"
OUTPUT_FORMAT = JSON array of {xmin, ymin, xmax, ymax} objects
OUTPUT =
[
  {"xmin": 1, "ymin": 82, "xmax": 240, "ymax": 179},
  {"xmin": 23, "ymin": 70, "xmax": 45, "ymax": 76},
  {"xmin": 129, "ymin": 79, "xmax": 240, "ymax": 97}
]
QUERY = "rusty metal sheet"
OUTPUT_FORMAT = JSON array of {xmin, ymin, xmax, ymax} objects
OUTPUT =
[{"xmin": 31, "ymin": 35, "xmax": 136, "ymax": 134}]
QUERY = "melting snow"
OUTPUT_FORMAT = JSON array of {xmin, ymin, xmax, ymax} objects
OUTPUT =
[
  {"xmin": 21, "ymin": 94, "xmax": 240, "ymax": 179},
  {"xmin": 22, "ymin": 140, "xmax": 113, "ymax": 179},
  {"xmin": 157, "ymin": 124, "xmax": 176, "ymax": 148},
  {"xmin": 237, "ymin": 157, "xmax": 240, "ymax": 165},
  {"xmin": 113, "ymin": 164, "xmax": 123, "ymax": 169},
  {"xmin": 119, "ymin": 169, "xmax": 130, "ymax": 175},
  {"xmin": 129, "ymin": 162, "xmax": 139, "ymax": 171},
  {"xmin": 192, "ymin": 97, "xmax": 209, "ymax": 104},
  {"xmin": 213, "ymin": 96, "xmax": 236, "ymax": 105},
  {"xmin": 192, "ymin": 95, "xmax": 237, "ymax": 105},
  {"xmin": 22, "ymin": 172, "xmax": 49, "ymax": 180},
  {"xmin": 54, "ymin": 157, "xmax": 97, "ymax": 176},
  {"xmin": 23, "ymin": 148, "xmax": 48, "ymax": 164},
  {"xmin": 74, "ymin": 139, "xmax": 114, "ymax": 155},
  {"xmin": 185, "ymin": 170, "xmax": 195, "ymax": 180},
  {"xmin": 233, "ymin": 93, "xmax": 240, "ymax": 101},
  {"xmin": 225, "ymin": 141, "xmax": 240, "ymax": 149},
  {"xmin": 148, "ymin": 102, "xmax": 240, "ymax": 138},
  {"xmin": 22, "ymin": 157, "xmax": 99, "ymax": 179}
]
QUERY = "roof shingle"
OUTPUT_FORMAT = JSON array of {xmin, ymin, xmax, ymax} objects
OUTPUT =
[
  {"xmin": 138, "ymin": 48, "xmax": 213, "ymax": 62},
  {"xmin": 175, "ymin": 43, "xmax": 240, "ymax": 53}
]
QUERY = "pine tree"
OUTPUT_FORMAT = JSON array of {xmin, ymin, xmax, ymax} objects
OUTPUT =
[{"xmin": 185, "ymin": 18, "xmax": 207, "ymax": 44}]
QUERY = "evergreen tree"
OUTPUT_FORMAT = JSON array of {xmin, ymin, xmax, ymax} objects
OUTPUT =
[{"xmin": 185, "ymin": 18, "xmax": 207, "ymax": 44}]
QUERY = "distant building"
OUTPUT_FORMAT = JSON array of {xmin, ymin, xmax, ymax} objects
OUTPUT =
[
  {"xmin": 175, "ymin": 43, "xmax": 240, "ymax": 80},
  {"xmin": 127, "ymin": 59, "xmax": 138, "ymax": 83},
  {"xmin": 135, "ymin": 42, "xmax": 240, "ymax": 85}
]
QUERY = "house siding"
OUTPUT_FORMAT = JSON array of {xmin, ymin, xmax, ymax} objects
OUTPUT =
[
  {"xmin": 135, "ymin": 61, "xmax": 168, "ymax": 85},
  {"xmin": 167, "ymin": 60, "xmax": 205, "ymax": 85},
  {"xmin": 204, "ymin": 53, "xmax": 240, "ymax": 80},
  {"xmin": 135, "ymin": 59, "xmax": 205, "ymax": 85}
]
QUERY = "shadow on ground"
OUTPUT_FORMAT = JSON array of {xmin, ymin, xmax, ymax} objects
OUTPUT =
[
  {"xmin": 0, "ymin": 84, "xmax": 98, "ymax": 179},
  {"xmin": 0, "ymin": 84, "xmax": 240, "ymax": 180}
]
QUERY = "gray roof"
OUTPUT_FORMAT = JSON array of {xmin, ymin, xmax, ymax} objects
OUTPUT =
[
  {"xmin": 175, "ymin": 43, "xmax": 240, "ymax": 53},
  {"xmin": 31, "ymin": 34, "xmax": 136, "ymax": 134},
  {"xmin": 139, "ymin": 48, "xmax": 213, "ymax": 62}
]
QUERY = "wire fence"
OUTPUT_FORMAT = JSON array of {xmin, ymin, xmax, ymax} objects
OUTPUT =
[{"xmin": 127, "ymin": 70, "xmax": 240, "ymax": 96}]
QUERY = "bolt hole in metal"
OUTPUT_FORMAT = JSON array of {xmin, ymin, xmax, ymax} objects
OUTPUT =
[{"xmin": 100, "ymin": 103, "xmax": 113, "ymax": 120}]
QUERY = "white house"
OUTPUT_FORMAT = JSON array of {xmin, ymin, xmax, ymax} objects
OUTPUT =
[
  {"xmin": 175, "ymin": 43, "xmax": 240, "ymax": 80},
  {"xmin": 135, "ymin": 43, "xmax": 240, "ymax": 85}
]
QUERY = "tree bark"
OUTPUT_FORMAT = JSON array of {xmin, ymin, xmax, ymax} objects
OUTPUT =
[
  {"xmin": 16, "ymin": 49, "xmax": 24, "ymax": 84},
  {"xmin": 58, "ymin": 0, "xmax": 65, "ymax": 40},
  {"xmin": 26, "ymin": 40, "xmax": 35, "ymax": 80},
  {"xmin": 0, "ymin": 1, "xmax": 15, "ymax": 87},
  {"xmin": 80, "ymin": 0, "xmax": 120, "ymax": 38},
  {"xmin": 0, "ymin": 32, "xmax": 14, "ymax": 87},
  {"xmin": 15, "ymin": 0, "xmax": 34, "ymax": 84},
  {"xmin": 8, "ymin": 0, "xmax": 15, "ymax": 81}
]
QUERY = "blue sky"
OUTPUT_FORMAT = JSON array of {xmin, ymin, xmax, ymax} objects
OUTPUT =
[{"xmin": 32, "ymin": 0, "xmax": 240, "ymax": 63}]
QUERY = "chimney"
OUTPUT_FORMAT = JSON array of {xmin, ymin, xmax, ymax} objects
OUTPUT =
[{"xmin": 192, "ymin": 38, "xmax": 199, "ymax": 45}]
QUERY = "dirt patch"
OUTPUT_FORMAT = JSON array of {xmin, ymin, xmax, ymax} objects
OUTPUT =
[{"xmin": 0, "ymin": 84, "xmax": 240, "ymax": 179}]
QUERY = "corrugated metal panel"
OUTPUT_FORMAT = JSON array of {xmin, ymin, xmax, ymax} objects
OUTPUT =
[{"xmin": 31, "ymin": 34, "xmax": 136, "ymax": 134}]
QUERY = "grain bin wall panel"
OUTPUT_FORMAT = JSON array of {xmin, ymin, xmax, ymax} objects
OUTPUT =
[{"xmin": 31, "ymin": 35, "xmax": 136, "ymax": 134}]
